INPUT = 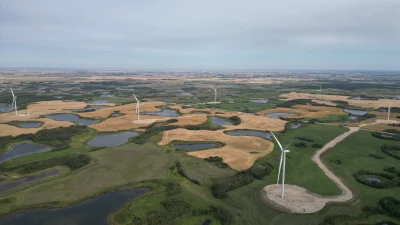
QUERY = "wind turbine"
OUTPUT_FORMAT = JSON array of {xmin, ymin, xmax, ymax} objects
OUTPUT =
[
  {"xmin": 379, "ymin": 95, "xmax": 396, "ymax": 121},
  {"xmin": 208, "ymin": 86, "xmax": 219, "ymax": 102},
  {"xmin": 270, "ymin": 132, "xmax": 291, "ymax": 199},
  {"xmin": 10, "ymin": 88, "xmax": 17, "ymax": 115},
  {"xmin": 132, "ymin": 94, "xmax": 140, "ymax": 121}
]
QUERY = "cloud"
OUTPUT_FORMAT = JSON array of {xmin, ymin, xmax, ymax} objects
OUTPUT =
[{"xmin": 0, "ymin": 0, "xmax": 399, "ymax": 69}]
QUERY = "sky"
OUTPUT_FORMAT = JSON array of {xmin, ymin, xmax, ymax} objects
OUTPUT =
[{"xmin": 0, "ymin": 0, "xmax": 399, "ymax": 70}]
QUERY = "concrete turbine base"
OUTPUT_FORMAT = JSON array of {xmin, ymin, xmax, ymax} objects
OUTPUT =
[{"xmin": 261, "ymin": 184, "xmax": 329, "ymax": 214}]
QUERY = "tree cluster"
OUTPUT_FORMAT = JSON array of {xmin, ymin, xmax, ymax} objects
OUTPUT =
[
  {"xmin": 353, "ymin": 170, "xmax": 400, "ymax": 188},
  {"xmin": 175, "ymin": 161, "xmax": 200, "ymax": 185},
  {"xmin": 372, "ymin": 132, "xmax": 400, "ymax": 141},
  {"xmin": 381, "ymin": 145, "xmax": 400, "ymax": 160}
]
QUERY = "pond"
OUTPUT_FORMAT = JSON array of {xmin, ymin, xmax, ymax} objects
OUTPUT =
[
  {"xmin": 264, "ymin": 112, "xmax": 299, "ymax": 118},
  {"xmin": 87, "ymin": 131, "xmax": 140, "ymax": 147},
  {"xmin": 0, "ymin": 143, "xmax": 51, "ymax": 164},
  {"xmin": 0, "ymin": 188, "xmax": 148, "ymax": 225},
  {"xmin": 203, "ymin": 220, "xmax": 212, "ymax": 225},
  {"xmin": 366, "ymin": 177, "xmax": 382, "ymax": 183},
  {"xmin": 0, "ymin": 169, "xmax": 61, "ymax": 194},
  {"xmin": 250, "ymin": 99, "xmax": 269, "ymax": 103},
  {"xmin": 0, "ymin": 107, "xmax": 12, "ymax": 113},
  {"xmin": 348, "ymin": 116, "xmax": 358, "ymax": 121},
  {"xmin": 111, "ymin": 112, "xmax": 123, "ymax": 117},
  {"xmin": 173, "ymin": 143, "xmax": 218, "ymax": 151},
  {"xmin": 13, "ymin": 121, "xmax": 43, "ymax": 128},
  {"xmin": 344, "ymin": 109, "xmax": 368, "ymax": 116},
  {"xmin": 72, "ymin": 105, "xmax": 108, "ymax": 113},
  {"xmin": 225, "ymin": 130, "xmax": 272, "ymax": 140},
  {"xmin": 91, "ymin": 100, "xmax": 109, "ymax": 104},
  {"xmin": 45, "ymin": 114, "xmax": 99, "ymax": 126},
  {"xmin": 210, "ymin": 116, "xmax": 232, "ymax": 125},
  {"xmin": 290, "ymin": 123, "xmax": 301, "ymax": 129},
  {"xmin": 142, "ymin": 109, "xmax": 180, "ymax": 117}
]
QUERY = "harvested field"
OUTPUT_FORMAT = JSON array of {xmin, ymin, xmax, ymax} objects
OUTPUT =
[
  {"xmin": 0, "ymin": 118, "xmax": 73, "ymax": 136},
  {"xmin": 88, "ymin": 114, "xmax": 169, "ymax": 132},
  {"xmin": 257, "ymin": 104, "xmax": 346, "ymax": 119},
  {"xmin": 280, "ymin": 92, "xmax": 400, "ymax": 108},
  {"xmin": 170, "ymin": 114, "xmax": 208, "ymax": 126},
  {"xmin": 79, "ymin": 101, "xmax": 165, "ymax": 118},
  {"xmin": 159, "ymin": 128, "xmax": 274, "ymax": 171}
]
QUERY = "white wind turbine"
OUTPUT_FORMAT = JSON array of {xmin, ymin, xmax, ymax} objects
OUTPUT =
[
  {"xmin": 270, "ymin": 132, "xmax": 291, "ymax": 199},
  {"xmin": 208, "ymin": 85, "xmax": 219, "ymax": 102},
  {"xmin": 132, "ymin": 94, "xmax": 140, "ymax": 121},
  {"xmin": 379, "ymin": 95, "xmax": 397, "ymax": 121},
  {"xmin": 10, "ymin": 88, "xmax": 18, "ymax": 115}
]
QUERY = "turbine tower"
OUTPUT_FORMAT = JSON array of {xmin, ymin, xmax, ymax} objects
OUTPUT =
[
  {"xmin": 270, "ymin": 132, "xmax": 291, "ymax": 199},
  {"xmin": 133, "ymin": 94, "xmax": 140, "ymax": 121},
  {"xmin": 208, "ymin": 86, "xmax": 219, "ymax": 102},
  {"xmin": 10, "ymin": 88, "xmax": 17, "ymax": 115},
  {"xmin": 380, "ymin": 95, "xmax": 396, "ymax": 121}
]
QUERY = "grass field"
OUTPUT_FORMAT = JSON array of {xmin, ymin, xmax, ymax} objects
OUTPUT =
[{"xmin": 322, "ymin": 130, "xmax": 400, "ymax": 224}]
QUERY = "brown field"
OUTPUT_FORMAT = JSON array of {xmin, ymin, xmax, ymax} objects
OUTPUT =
[
  {"xmin": 0, "ymin": 118, "xmax": 73, "ymax": 136},
  {"xmin": 25, "ymin": 100, "xmax": 87, "ymax": 116},
  {"xmin": 159, "ymin": 128, "xmax": 275, "ymax": 171},
  {"xmin": 280, "ymin": 92, "xmax": 400, "ymax": 108},
  {"xmin": 257, "ymin": 104, "xmax": 346, "ymax": 119},
  {"xmin": 79, "ymin": 101, "xmax": 165, "ymax": 119}
]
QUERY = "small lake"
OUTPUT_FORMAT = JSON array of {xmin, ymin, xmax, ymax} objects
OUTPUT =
[
  {"xmin": 366, "ymin": 177, "xmax": 382, "ymax": 183},
  {"xmin": 111, "ymin": 112, "xmax": 123, "ymax": 117},
  {"xmin": 0, "ymin": 169, "xmax": 61, "ymax": 194},
  {"xmin": 0, "ymin": 143, "xmax": 51, "ymax": 164},
  {"xmin": 73, "ymin": 105, "xmax": 108, "ymax": 113},
  {"xmin": 210, "ymin": 116, "xmax": 232, "ymax": 125},
  {"xmin": 143, "ymin": 109, "xmax": 180, "ymax": 117},
  {"xmin": 0, "ymin": 188, "xmax": 148, "ymax": 225},
  {"xmin": 91, "ymin": 100, "xmax": 109, "ymax": 104},
  {"xmin": 13, "ymin": 121, "xmax": 43, "ymax": 128},
  {"xmin": 250, "ymin": 99, "xmax": 269, "ymax": 103},
  {"xmin": 87, "ymin": 131, "xmax": 139, "ymax": 147},
  {"xmin": 290, "ymin": 123, "xmax": 301, "ymax": 129},
  {"xmin": 264, "ymin": 112, "xmax": 298, "ymax": 118},
  {"xmin": 225, "ymin": 130, "xmax": 272, "ymax": 140},
  {"xmin": 348, "ymin": 116, "xmax": 358, "ymax": 121},
  {"xmin": 173, "ymin": 143, "xmax": 218, "ymax": 151},
  {"xmin": 344, "ymin": 109, "xmax": 368, "ymax": 116},
  {"xmin": 45, "ymin": 114, "xmax": 99, "ymax": 125},
  {"xmin": 203, "ymin": 220, "xmax": 212, "ymax": 225},
  {"xmin": 0, "ymin": 107, "xmax": 12, "ymax": 113}
]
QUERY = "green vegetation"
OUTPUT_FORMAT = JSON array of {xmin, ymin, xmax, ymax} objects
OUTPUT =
[
  {"xmin": 381, "ymin": 145, "xmax": 400, "ymax": 160},
  {"xmin": 204, "ymin": 156, "xmax": 229, "ymax": 168},
  {"xmin": 372, "ymin": 132, "xmax": 400, "ymax": 141},
  {"xmin": 353, "ymin": 170, "xmax": 400, "ymax": 188},
  {"xmin": 294, "ymin": 142, "xmax": 308, "ymax": 148},
  {"xmin": 227, "ymin": 116, "xmax": 241, "ymax": 125},
  {"xmin": 322, "ymin": 130, "xmax": 400, "ymax": 224},
  {"xmin": 175, "ymin": 161, "xmax": 200, "ymax": 185}
]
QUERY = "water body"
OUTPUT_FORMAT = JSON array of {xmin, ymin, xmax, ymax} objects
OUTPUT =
[
  {"xmin": 72, "ymin": 105, "xmax": 108, "ymax": 113},
  {"xmin": 0, "ymin": 107, "xmax": 12, "ymax": 113},
  {"xmin": 14, "ymin": 121, "xmax": 43, "ymax": 128},
  {"xmin": 203, "ymin": 220, "xmax": 212, "ymax": 225},
  {"xmin": 0, "ymin": 143, "xmax": 51, "ymax": 164},
  {"xmin": 143, "ymin": 109, "xmax": 180, "ymax": 117},
  {"xmin": 0, "ymin": 188, "xmax": 148, "ymax": 225},
  {"xmin": 87, "ymin": 131, "xmax": 139, "ymax": 147},
  {"xmin": 91, "ymin": 100, "xmax": 109, "ymax": 104},
  {"xmin": 290, "ymin": 123, "xmax": 301, "ymax": 129},
  {"xmin": 264, "ymin": 112, "xmax": 298, "ymax": 118},
  {"xmin": 250, "ymin": 99, "xmax": 269, "ymax": 103},
  {"xmin": 210, "ymin": 116, "xmax": 232, "ymax": 125},
  {"xmin": 173, "ymin": 143, "xmax": 218, "ymax": 151},
  {"xmin": 225, "ymin": 130, "xmax": 272, "ymax": 140},
  {"xmin": 0, "ymin": 169, "xmax": 61, "ymax": 194},
  {"xmin": 45, "ymin": 114, "xmax": 99, "ymax": 126},
  {"xmin": 366, "ymin": 177, "xmax": 382, "ymax": 183},
  {"xmin": 111, "ymin": 112, "xmax": 123, "ymax": 117},
  {"xmin": 344, "ymin": 109, "xmax": 368, "ymax": 116},
  {"xmin": 348, "ymin": 116, "xmax": 358, "ymax": 121}
]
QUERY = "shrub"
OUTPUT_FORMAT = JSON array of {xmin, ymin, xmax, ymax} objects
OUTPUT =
[
  {"xmin": 353, "ymin": 170, "xmax": 400, "ymax": 188},
  {"xmin": 295, "ymin": 137, "xmax": 314, "ymax": 142},
  {"xmin": 294, "ymin": 142, "xmax": 308, "ymax": 148},
  {"xmin": 372, "ymin": 132, "xmax": 400, "ymax": 141},
  {"xmin": 227, "ymin": 116, "xmax": 241, "ymax": 125},
  {"xmin": 161, "ymin": 198, "xmax": 191, "ymax": 217},
  {"xmin": 164, "ymin": 182, "xmax": 182, "ymax": 196},
  {"xmin": 369, "ymin": 154, "xmax": 385, "ymax": 159},
  {"xmin": 211, "ymin": 174, "xmax": 254, "ymax": 198},
  {"xmin": 389, "ymin": 123, "xmax": 400, "ymax": 127},
  {"xmin": 64, "ymin": 154, "xmax": 91, "ymax": 170},
  {"xmin": 175, "ymin": 161, "xmax": 200, "ymax": 185},
  {"xmin": 312, "ymin": 143, "xmax": 323, "ymax": 148},
  {"xmin": 379, "ymin": 197, "xmax": 400, "ymax": 218},
  {"xmin": 166, "ymin": 119, "xmax": 178, "ymax": 123},
  {"xmin": 384, "ymin": 129, "xmax": 400, "ymax": 134},
  {"xmin": 381, "ymin": 145, "xmax": 400, "ymax": 160}
]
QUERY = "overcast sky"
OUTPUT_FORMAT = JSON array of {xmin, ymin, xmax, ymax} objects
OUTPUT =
[{"xmin": 0, "ymin": 0, "xmax": 399, "ymax": 70}]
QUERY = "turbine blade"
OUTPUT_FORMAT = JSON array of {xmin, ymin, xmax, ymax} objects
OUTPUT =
[
  {"xmin": 270, "ymin": 132, "xmax": 284, "ymax": 151},
  {"xmin": 277, "ymin": 152, "xmax": 283, "ymax": 184},
  {"xmin": 284, "ymin": 140, "xmax": 293, "ymax": 150}
]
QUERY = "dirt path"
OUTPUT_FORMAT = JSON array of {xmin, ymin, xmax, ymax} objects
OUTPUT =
[{"xmin": 311, "ymin": 127, "xmax": 359, "ymax": 202}]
